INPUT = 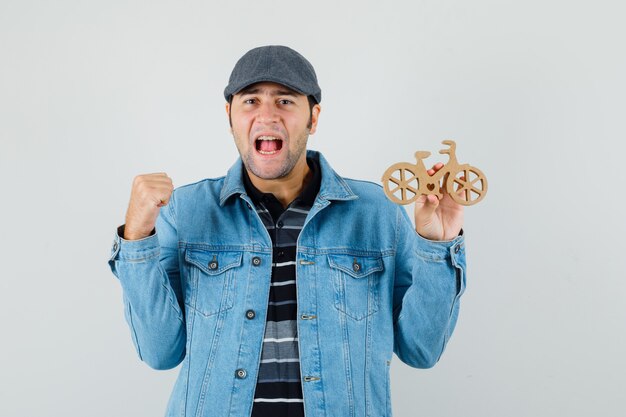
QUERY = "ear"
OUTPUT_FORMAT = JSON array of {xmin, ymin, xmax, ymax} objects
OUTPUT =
[
  {"xmin": 309, "ymin": 104, "xmax": 321, "ymax": 134},
  {"xmin": 225, "ymin": 101, "xmax": 234, "ymax": 130}
]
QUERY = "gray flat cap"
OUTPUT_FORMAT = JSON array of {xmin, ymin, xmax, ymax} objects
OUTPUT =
[{"xmin": 224, "ymin": 45, "xmax": 321, "ymax": 103}]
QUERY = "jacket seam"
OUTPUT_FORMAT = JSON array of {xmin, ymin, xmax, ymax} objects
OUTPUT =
[
  {"xmin": 126, "ymin": 302, "xmax": 143, "ymax": 361},
  {"xmin": 115, "ymin": 251, "xmax": 160, "ymax": 262}
]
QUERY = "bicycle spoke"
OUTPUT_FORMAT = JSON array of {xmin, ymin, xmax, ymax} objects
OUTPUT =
[
  {"xmin": 405, "ymin": 173, "xmax": 417, "ymax": 183},
  {"xmin": 389, "ymin": 176, "xmax": 401, "ymax": 185},
  {"xmin": 470, "ymin": 186, "xmax": 482, "ymax": 196},
  {"xmin": 389, "ymin": 185, "xmax": 400, "ymax": 195}
]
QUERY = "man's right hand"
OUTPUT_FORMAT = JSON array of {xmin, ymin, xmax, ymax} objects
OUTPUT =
[{"xmin": 123, "ymin": 173, "xmax": 174, "ymax": 240}]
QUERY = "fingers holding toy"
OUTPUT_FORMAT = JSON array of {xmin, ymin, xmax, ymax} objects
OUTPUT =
[
  {"xmin": 426, "ymin": 162, "xmax": 445, "ymax": 177},
  {"xmin": 414, "ymin": 192, "xmax": 464, "ymax": 241}
]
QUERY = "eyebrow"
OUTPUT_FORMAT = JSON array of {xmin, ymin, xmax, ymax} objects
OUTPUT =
[{"xmin": 237, "ymin": 85, "xmax": 300, "ymax": 97}]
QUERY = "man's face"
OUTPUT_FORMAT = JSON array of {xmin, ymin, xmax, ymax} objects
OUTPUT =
[{"xmin": 226, "ymin": 82, "xmax": 320, "ymax": 180}]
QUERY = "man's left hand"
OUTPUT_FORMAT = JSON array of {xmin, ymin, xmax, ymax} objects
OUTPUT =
[{"xmin": 413, "ymin": 162, "xmax": 464, "ymax": 241}]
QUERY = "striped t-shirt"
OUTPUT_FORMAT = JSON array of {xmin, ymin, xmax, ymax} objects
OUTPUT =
[{"xmin": 242, "ymin": 158, "xmax": 320, "ymax": 417}]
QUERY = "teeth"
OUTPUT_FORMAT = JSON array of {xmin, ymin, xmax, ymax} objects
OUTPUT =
[{"xmin": 256, "ymin": 135, "xmax": 281, "ymax": 155}]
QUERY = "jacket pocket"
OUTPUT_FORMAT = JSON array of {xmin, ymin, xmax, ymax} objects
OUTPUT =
[
  {"xmin": 184, "ymin": 250, "xmax": 242, "ymax": 317},
  {"xmin": 327, "ymin": 253, "xmax": 384, "ymax": 321}
]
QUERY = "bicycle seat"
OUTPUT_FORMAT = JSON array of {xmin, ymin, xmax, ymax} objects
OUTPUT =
[{"xmin": 414, "ymin": 151, "xmax": 431, "ymax": 160}]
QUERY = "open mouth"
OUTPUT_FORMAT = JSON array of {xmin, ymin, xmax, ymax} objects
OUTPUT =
[{"xmin": 255, "ymin": 136, "xmax": 283, "ymax": 155}]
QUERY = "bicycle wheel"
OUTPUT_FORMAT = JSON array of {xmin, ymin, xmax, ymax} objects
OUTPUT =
[
  {"xmin": 446, "ymin": 165, "xmax": 487, "ymax": 206},
  {"xmin": 382, "ymin": 163, "xmax": 420, "ymax": 205}
]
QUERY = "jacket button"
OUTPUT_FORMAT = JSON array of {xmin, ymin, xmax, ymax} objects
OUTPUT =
[
  {"xmin": 454, "ymin": 245, "xmax": 460, "ymax": 253},
  {"xmin": 353, "ymin": 262, "xmax": 361, "ymax": 272},
  {"xmin": 277, "ymin": 220, "xmax": 284, "ymax": 228},
  {"xmin": 246, "ymin": 310, "xmax": 256, "ymax": 319},
  {"xmin": 235, "ymin": 368, "xmax": 247, "ymax": 379},
  {"xmin": 252, "ymin": 256, "xmax": 262, "ymax": 266},
  {"xmin": 208, "ymin": 261, "xmax": 218, "ymax": 270}
]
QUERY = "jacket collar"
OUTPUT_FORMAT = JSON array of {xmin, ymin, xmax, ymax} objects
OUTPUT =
[{"xmin": 219, "ymin": 150, "xmax": 358, "ymax": 206}]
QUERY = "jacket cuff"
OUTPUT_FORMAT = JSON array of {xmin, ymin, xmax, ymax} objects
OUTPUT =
[
  {"xmin": 414, "ymin": 229, "xmax": 465, "ymax": 262},
  {"xmin": 109, "ymin": 225, "xmax": 159, "ymax": 262}
]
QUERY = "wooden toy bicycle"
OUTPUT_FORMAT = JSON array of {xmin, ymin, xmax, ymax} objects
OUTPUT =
[{"xmin": 381, "ymin": 140, "xmax": 488, "ymax": 206}]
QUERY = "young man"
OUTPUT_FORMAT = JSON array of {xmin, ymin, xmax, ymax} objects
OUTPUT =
[{"xmin": 109, "ymin": 45, "xmax": 466, "ymax": 417}]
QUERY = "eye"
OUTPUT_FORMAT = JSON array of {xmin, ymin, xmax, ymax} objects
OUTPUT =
[
  {"xmin": 278, "ymin": 99, "xmax": 293, "ymax": 105},
  {"xmin": 243, "ymin": 98, "xmax": 256, "ymax": 105}
]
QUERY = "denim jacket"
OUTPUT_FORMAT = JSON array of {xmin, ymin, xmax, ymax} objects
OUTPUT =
[{"xmin": 108, "ymin": 150, "xmax": 466, "ymax": 417}]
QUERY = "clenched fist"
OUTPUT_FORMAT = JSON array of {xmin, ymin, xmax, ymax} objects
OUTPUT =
[{"xmin": 123, "ymin": 173, "xmax": 174, "ymax": 240}]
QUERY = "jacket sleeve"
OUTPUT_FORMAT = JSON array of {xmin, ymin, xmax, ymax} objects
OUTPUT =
[
  {"xmin": 108, "ymin": 194, "xmax": 186, "ymax": 370},
  {"xmin": 391, "ymin": 205, "xmax": 466, "ymax": 369}
]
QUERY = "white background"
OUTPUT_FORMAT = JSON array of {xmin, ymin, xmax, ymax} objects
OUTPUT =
[{"xmin": 1, "ymin": 0, "xmax": 625, "ymax": 416}]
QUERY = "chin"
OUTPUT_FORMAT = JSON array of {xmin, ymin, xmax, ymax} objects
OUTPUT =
[
  {"xmin": 252, "ymin": 168, "xmax": 289, "ymax": 180},
  {"xmin": 245, "ymin": 161, "xmax": 283, "ymax": 180},
  {"xmin": 246, "ymin": 156, "xmax": 292, "ymax": 179}
]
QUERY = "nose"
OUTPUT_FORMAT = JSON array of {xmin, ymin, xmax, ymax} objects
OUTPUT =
[{"xmin": 256, "ymin": 101, "xmax": 279, "ymax": 123}]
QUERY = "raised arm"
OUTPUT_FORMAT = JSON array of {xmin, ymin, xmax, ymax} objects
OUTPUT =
[{"xmin": 108, "ymin": 173, "xmax": 186, "ymax": 370}]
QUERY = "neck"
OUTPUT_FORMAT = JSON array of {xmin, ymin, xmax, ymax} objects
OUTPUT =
[{"xmin": 247, "ymin": 156, "xmax": 311, "ymax": 208}]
